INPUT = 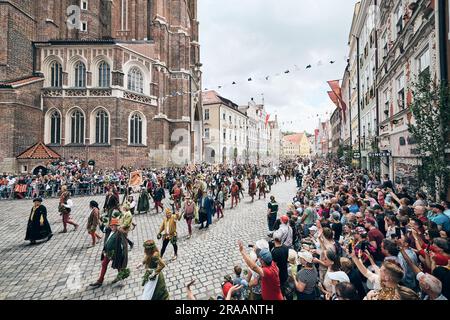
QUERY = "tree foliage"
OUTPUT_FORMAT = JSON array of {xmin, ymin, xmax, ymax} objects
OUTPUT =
[{"xmin": 408, "ymin": 73, "xmax": 450, "ymax": 200}]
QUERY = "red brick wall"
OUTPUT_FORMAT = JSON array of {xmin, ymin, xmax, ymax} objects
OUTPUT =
[
  {"xmin": 0, "ymin": 2, "xmax": 36, "ymax": 81},
  {"xmin": 0, "ymin": 80, "xmax": 43, "ymax": 173},
  {"xmin": 0, "ymin": 0, "xmax": 202, "ymax": 172},
  {"xmin": 42, "ymin": 95, "xmax": 163, "ymax": 169}
]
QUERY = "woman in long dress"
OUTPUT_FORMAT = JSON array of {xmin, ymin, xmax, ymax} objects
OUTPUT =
[
  {"xmin": 141, "ymin": 240, "xmax": 169, "ymax": 300},
  {"xmin": 137, "ymin": 187, "xmax": 150, "ymax": 214}
]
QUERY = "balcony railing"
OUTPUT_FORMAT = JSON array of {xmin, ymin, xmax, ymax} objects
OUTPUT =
[
  {"xmin": 42, "ymin": 88, "xmax": 157, "ymax": 105},
  {"xmin": 42, "ymin": 88, "xmax": 112, "ymax": 97}
]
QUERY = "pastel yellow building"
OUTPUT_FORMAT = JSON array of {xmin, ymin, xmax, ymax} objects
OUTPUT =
[{"xmin": 282, "ymin": 133, "xmax": 311, "ymax": 158}]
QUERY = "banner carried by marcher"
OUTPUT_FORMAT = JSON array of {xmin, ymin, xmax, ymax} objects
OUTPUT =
[{"xmin": 129, "ymin": 170, "xmax": 143, "ymax": 189}]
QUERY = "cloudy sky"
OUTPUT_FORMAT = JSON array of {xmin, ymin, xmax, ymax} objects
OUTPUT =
[{"xmin": 198, "ymin": 0, "xmax": 358, "ymax": 134}]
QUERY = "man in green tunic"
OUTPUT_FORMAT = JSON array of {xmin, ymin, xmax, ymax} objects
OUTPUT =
[{"xmin": 89, "ymin": 218, "xmax": 129, "ymax": 288}]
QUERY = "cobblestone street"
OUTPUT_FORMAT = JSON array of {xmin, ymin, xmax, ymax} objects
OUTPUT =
[{"xmin": 0, "ymin": 179, "xmax": 296, "ymax": 300}]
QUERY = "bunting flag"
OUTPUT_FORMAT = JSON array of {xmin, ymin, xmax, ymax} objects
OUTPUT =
[
  {"xmin": 165, "ymin": 59, "xmax": 342, "ymax": 100},
  {"xmin": 265, "ymin": 114, "xmax": 271, "ymax": 128},
  {"xmin": 327, "ymin": 91, "xmax": 340, "ymax": 108},
  {"xmin": 327, "ymin": 80, "xmax": 347, "ymax": 123}
]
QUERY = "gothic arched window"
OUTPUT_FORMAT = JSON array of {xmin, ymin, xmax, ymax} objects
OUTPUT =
[
  {"xmin": 129, "ymin": 112, "xmax": 143, "ymax": 145},
  {"xmin": 127, "ymin": 67, "xmax": 144, "ymax": 93},
  {"xmin": 50, "ymin": 61, "xmax": 63, "ymax": 87},
  {"xmin": 98, "ymin": 61, "xmax": 110, "ymax": 87},
  {"xmin": 50, "ymin": 111, "xmax": 61, "ymax": 144},
  {"xmin": 70, "ymin": 109, "xmax": 85, "ymax": 144},
  {"xmin": 74, "ymin": 61, "xmax": 86, "ymax": 88},
  {"xmin": 95, "ymin": 110, "xmax": 109, "ymax": 144}
]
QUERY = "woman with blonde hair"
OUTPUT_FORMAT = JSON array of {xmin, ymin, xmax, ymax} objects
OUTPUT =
[
  {"xmin": 120, "ymin": 202, "xmax": 135, "ymax": 250},
  {"xmin": 140, "ymin": 240, "xmax": 169, "ymax": 300}
]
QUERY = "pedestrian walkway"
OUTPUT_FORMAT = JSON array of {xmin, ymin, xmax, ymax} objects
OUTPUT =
[{"xmin": 0, "ymin": 179, "xmax": 296, "ymax": 300}]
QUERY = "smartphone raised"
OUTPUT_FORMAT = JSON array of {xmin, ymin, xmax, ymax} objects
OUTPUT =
[
  {"xmin": 400, "ymin": 227, "xmax": 407, "ymax": 235},
  {"xmin": 395, "ymin": 227, "xmax": 402, "ymax": 238},
  {"xmin": 360, "ymin": 242, "xmax": 367, "ymax": 252}
]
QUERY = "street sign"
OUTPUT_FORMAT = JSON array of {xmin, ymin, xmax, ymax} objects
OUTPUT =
[
  {"xmin": 369, "ymin": 152, "xmax": 391, "ymax": 157},
  {"xmin": 353, "ymin": 152, "xmax": 361, "ymax": 159}
]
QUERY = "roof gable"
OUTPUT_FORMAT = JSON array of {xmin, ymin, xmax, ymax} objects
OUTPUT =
[{"xmin": 17, "ymin": 142, "xmax": 61, "ymax": 160}]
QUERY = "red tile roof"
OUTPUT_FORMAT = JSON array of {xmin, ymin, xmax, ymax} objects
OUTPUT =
[
  {"xmin": 17, "ymin": 142, "xmax": 61, "ymax": 160},
  {"xmin": 202, "ymin": 90, "xmax": 222, "ymax": 105},
  {"xmin": 283, "ymin": 133, "xmax": 307, "ymax": 145},
  {"xmin": 0, "ymin": 76, "xmax": 44, "ymax": 88}
]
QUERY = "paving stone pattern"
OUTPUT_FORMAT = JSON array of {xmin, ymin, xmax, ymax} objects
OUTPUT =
[{"xmin": 0, "ymin": 179, "xmax": 296, "ymax": 300}]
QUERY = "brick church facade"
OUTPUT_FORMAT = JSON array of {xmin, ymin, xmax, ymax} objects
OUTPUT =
[{"xmin": 0, "ymin": 0, "xmax": 203, "ymax": 173}]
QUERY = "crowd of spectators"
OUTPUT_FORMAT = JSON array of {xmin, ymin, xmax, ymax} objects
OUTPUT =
[{"xmin": 211, "ymin": 159, "xmax": 450, "ymax": 300}]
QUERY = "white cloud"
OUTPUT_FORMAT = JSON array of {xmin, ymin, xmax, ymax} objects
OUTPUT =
[{"xmin": 198, "ymin": 0, "xmax": 357, "ymax": 133}]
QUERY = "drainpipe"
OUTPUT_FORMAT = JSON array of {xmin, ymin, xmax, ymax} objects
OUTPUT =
[
  {"xmin": 374, "ymin": 0, "xmax": 381, "ymax": 179},
  {"xmin": 438, "ymin": 0, "xmax": 448, "ymax": 83},
  {"xmin": 356, "ymin": 35, "xmax": 362, "ymax": 169}
]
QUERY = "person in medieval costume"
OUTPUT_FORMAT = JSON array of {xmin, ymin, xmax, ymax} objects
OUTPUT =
[
  {"xmin": 58, "ymin": 185, "xmax": 78, "ymax": 233},
  {"xmin": 153, "ymin": 183, "xmax": 165, "ymax": 214},
  {"xmin": 171, "ymin": 181, "xmax": 183, "ymax": 211},
  {"xmin": 157, "ymin": 208, "xmax": 182, "ymax": 261},
  {"xmin": 140, "ymin": 240, "xmax": 169, "ymax": 300},
  {"xmin": 127, "ymin": 195, "xmax": 136, "ymax": 215},
  {"xmin": 257, "ymin": 177, "xmax": 267, "ymax": 200},
  {"xmin": 89, "ymin": 217, "xmax": 129, "ymax": 288},
  {"xmin": 183, "ymin": 195, "xmax": 195, "ymax": 238},
  {"xmin": 137, "ymin": 187, "xmax": 150, "ymax": 214},
  {"xmin": 25, "ymin": 197, "xmax": 53, "ymax": 245},
  {"xmin": 86, "ymin": 200, "xmax": 102, "ymax": 247},
  {"xmin": 249, "ymin": 178, "xmax": 257, "ymax": 203},
  {"xmin": 103, "ymin": 187, "xmax": 119, "ymax": 221},
  {"xmin": 120, "ymin": 203, "xmax": 135, "ymax": 250}
]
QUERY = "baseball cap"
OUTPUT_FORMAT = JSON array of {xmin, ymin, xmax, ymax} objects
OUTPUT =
[
  {"xmin": 327, "ymin": 271, "xmax": 350, "ymax": 283},
  {"xmin": 255, "ymin": 239, "xmax": 269, "ymax": 250},
  {"xmin": 280, "ymin": 215, "xmax": 289, "ymax": 224},
  {"xmin": 273, "ymin": 230, "xmax": 283, "ymax": 241},
  {"xmin": 288, "ymin": 249, "xmax": 298, "ymax": 263},
  {"xmin": 258, "ymin": 249, "xmax": 273, "ymax": 265},
  {"xmin": 309, "ymin": 225, "xmax": 318, "ymax": 232},
  {"xmin": 298, "ymin": 250, "xmax": 314, "ymax": 263}
]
